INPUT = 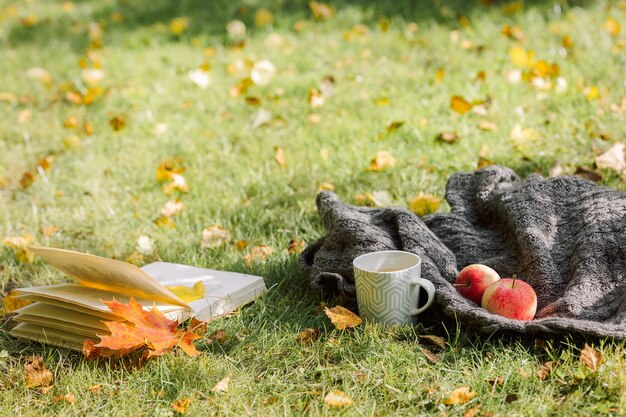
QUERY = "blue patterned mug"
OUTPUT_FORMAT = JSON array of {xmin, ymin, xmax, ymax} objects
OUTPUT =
[{"xmin": 353, "ymin": 251, "xmax": 435, "ymax": 325}]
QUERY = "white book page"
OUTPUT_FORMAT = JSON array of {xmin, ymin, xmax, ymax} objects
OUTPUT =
[{"xmin": 141, "ymin": 262, "xmax": 267, "ymax": 321}]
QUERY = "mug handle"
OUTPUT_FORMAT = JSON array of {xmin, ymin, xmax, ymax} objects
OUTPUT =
[{"xmin": 409, "ymin": 278, "xmax": 436, "ymax": 316}]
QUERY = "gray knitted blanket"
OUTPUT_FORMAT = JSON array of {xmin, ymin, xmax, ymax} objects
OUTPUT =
[{"xmin": 300, "ymin": 165, "xmax": 626, "ymax": 338}]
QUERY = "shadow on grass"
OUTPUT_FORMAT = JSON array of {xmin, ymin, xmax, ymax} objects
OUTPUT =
[{"xmin": 6, "ymin": 0, "xmax": 590, "ymax": 50}]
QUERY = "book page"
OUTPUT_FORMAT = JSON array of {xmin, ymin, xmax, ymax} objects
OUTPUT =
[
  {"xmin": 11, "ymin": 323, "xmax": 86, "ymax": 351},
  {"xmin": 30, "ymin": 246, "xmax": 188, "ymax": 307},
  {"xmin": 17, "ymin": 284, "xmax": 188, "ymax": 316},
  {"xmin": 14, "ymin": 315, "xmax": 103, "ymax": 338},
  {"xmin": 141, "ymin": 261, "xmax": 267, "ymax": 321},
  {"xmin": 19, "ymin": 295, "xmax": 121, "ymax": 320},
  {"xmin": 15, "ymin": 303, "xmax": 111, "ymax": 331}
]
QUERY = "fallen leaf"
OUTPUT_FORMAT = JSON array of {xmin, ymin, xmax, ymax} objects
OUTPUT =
[
  {"xmin": 319, "ymin": 75, "xmax": 336, "ymax": 97},
  {"xmin": 1, "ymin": 290, "xmax": 32, "ymax": 314},
  {"xmin": 450, "ymin": 95, "xmax": 474, "ymax": 114},
  {"xmin": 161, "ymin": 199, "xmax": 184, "ymax": 217},
  {"xmin": 255, "ymin": 8, "xmax": 274, "ymax": 27},
  {"xmin": 307, "ymin": 88, "xmax": 325, "ymax": 108},
  {"xmin": 165, "ymin": 281, "xmax": 206, "ymax": 303},
  {"xmin": 309, "ymin": 1, "xmax": 336, "ymax": 20},
  {"xmin": 211, "ymin": 377, "xmax": 229, "ymax": 393},
  {"xmin": 275, "ymin": 147, "xmax": 287, "ymax": 167},
  {"xmin": 245, "ymin": 96, "xmax": 261, "ymax": 106},
  {"xmin": 26, "ymin": 67, "xmax": 52, "ymax": 86},
  {"xmin": 386, "ymin": 121, "xmax": 405, "ymax": 133},
  {"xmin": 188, "ymin": 69, "xmax": 211, "ymax": 89},
  {"xmin": 226, "ymin": 20, "xmax": 246, "ymax": 40},
  {"xmin": 478, "ymin": 121, "xmax": 497, "ymax": 131},
  {"xmin": 323, "ymin": 390, "xmax": 353, "ymax": 407},
  {"xmin": 574, "ymin": 166, "xmax": 603, "ymax": 183},
  {"xmin": 233, "ymin": 240, "xmax": 249, "ymax": 251},
  {"xmin": 287, "ymin": 238, "xmax": 305, "ymax": 255},
  {"xmin": 486, "ymin": 376, "xmax": 504, "ymax": 386},
  {"xmin": 93, "ymin": 298, "xmax": 201, "ymax": 358},
  {"xmin": 595, "ymin": 142, "xmax": 626, "ymax": 175},
  {"xmin": 82, "ymin": 69, "xmax": 104, "ymax": 85},
  {"xmin": 367, "ymin": 151, "xmax": 396, "ymax": 171},
  {"xmin": 251, "ymin": 60, "xmax": 276, "ymax": 86},
  {"xmin": 463, "ymin": 405, "xmax": 482, "ymax": 417},
  {"xmin": 409, "ymin": 193, "xmax": 441, "ymax": 216},
  {"xmin": 580, "ymin": 343, "xmax": 602, "ymax": 372},
  {"xmin": 20, "ymin": 172, "xmax": 35, "ymax": 189},
  {"xmin": 54, "ymin": 393, "xmax": 76, "ymax": 403},
  {"xmin": 374, "ymin": 97, "xmax": 390, "ymax": 106},
  {"xmin": 324, "ymin": 306, "xmax": 362, "ymax": 330},
  {"xmin": 109, "ymin": 115, "xmax": 125, "ymax": 131},
  {"xmin": 3, "ymin": 235, "xmax": 35, "ymax": 263},
  {"xmin": 155, "ymin": 216, "xmax": 176, "ymax": 228},
  {"xmin": 24, "ymin": 355, "xmax": 53, "ymax": 389},
  {"xmin": 420, "ymin": 335, "xmax": 446, "ymax": 349},
  {"xmin": 443, "ymin": 387, "xmax": 477, "ymax": 405},
  {"xmin": 422, "ymin": 349, "xmax": 441, "ymax": 363},
  {"xmin": 88, "ymin": 384, "xmax": 103, "ymax": 394},
  {"xmin": 603, "ymin": 18, "xmax": 621, "ymax": 37},
  {"xmin": 296, "ymin": 328, "xmax": 320, "ymax": 344},
  {"xmin": 162, "ymin": 173, "xmax": 189, "ymax": 194},
  {"xmin": 206, "ymin": 329, "xmax": 228, "ymax": 344},
  {"xmin": 508, "ymin": 45, "xmax": 535, "ymax": 68},
  {"xmin": 436, "ymin": 131, "xmax": 459, "ymax": 143},
  {"xmin": 519, "ymin": 368, "xmax": 529, "ymax": 378},
  {"xmin": 505, "ymin": 393, "xmax": 519, "ymax": 403},
  {"xmin": 251, "ymin": 108, "xmax": 272, "ymax": 129},
  {"xmin": 537, "ymin": 361, "xmax": 557, "ymax": 380},
  {"xmin": 317, "ymin": 182, "xmax": 335, "ymax": 192},
  {"xmin": 156, "ymin": 157, "xmax": 186, "ymax": 182},
  {"xmin": 170, "ymin": 16, "xmax": 190, "ymax": 35},
  {"xmin": 201, "ymin": 225, "xmax": 232, "ymax": 249},
  {"xmin": 172, "ymin": 398, "xmax": 191, "ymax": 414},
  {"xmin": 244, "ymin": 245, "xmax": 273, "ymax": 265}
]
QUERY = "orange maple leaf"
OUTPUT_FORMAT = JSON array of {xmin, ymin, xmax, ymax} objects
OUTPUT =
[{"xmin": 87, "ymin": 298, "xmax": 201, "ymax": 359}]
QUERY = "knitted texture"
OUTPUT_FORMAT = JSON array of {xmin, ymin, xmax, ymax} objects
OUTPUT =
[{"xmin": 300, "ymin": 165, "xmax": 626, "ymax": 338}]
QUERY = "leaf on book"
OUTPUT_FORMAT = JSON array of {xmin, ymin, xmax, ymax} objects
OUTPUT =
[
  {"xmin": 324, "ymin": 306, "xmax": 362, "ymax": 330},
  {"xmin": 24, "ymin": 355, "xmax": 53, "ymax": 389},
  {"xmin": 1, "ymin": 290, "xmax": 32, "ymax": 315},
  {"xmin": 88, "ymin": 298, "xmax": 201, "ymax": 359},
  {"xmin": 165, "ymin": 281, "xmax": 206, "ymax": 303}
]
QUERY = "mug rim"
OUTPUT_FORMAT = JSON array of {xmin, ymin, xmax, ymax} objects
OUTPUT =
[{"xmin": 353, "ymin": 250, "xmax": 421, "ymax": 274}]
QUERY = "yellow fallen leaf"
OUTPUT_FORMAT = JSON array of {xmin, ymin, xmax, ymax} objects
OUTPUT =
[
  {"xmin": 450, "ymin": 95, "xmax": 474, "ymax": 114},
  {"xmin": 386, "ymin": 121, "xmax": 405, "ymax": 133},
  {"xmin": 53, "ymin": 393, "xmax": 76, "ymax": 403},
  {"xmin": 1, "ymin": 290, "xmax": 32, "ymax": 315},
  {"xmin": 296, "ymin": 328, "xmax": 320, "ymax": 344},
  {"xmin": 211, "ymin": 377, "xmax": 229, "ymax": 393},
  {"xmin": 324, "ymin": 306, "xmax": 362, "ymax": 330},
  {"xmin": 478, "ymin": 121, "xmax": 497, "ymax": 131},
  {"xmin": 463, "ymin": 404, "xmax": 482, "ymax": 417},
  {"xmin": 603, "ymin": 17, "xmax": 621, "ymax": 37},
  {"xmin": 323, "ymin": 390, "xmax": 353, "ymax": 407},
  {"xmin": 156, "ymin": 157, "xmax": 186, "ymax": 182},
  {"xmin": 367, "ymin": 151, "xmax": 396, "ymax": 171},
  {"xmin": 201, "ymin": 225, "xmax": 232, "ymax": 249},
  {"xmin": 88, "ymin": 384, "xmax": 103, "ymax": 394},
  {"xmin": 409, "ymin": 193, "xmax": 441, "ymax": 216},
  {"xmin": 317, "ymin": 182, "xmax": 335, "ymax": 193},
  {"xmin": 508, "ymin": 45, "xmax": 535, "ymax": 68},
  {"xmin": 170, "ymin": 16, "xmax": 190, "ymax": 35},
  {"xmin": 309, "ymin": 1, "xmax": 335, "ymax": 20},
  {"xmin": 244, "ymin": 245, "xmax": 273, "ymax": 265},
  {"xmin": 172, "ymin": 397, "xmax": 191, "ymax": 414},
  {"xmin": 3, "ymin": 235, "xmax": 35, "ymax": 263},
  {"xmin": 443, "ymin": 387, "xmax": 476, "ymax": 405},
  {"xmin": 40, "ymin": 226, "xmax": 59, "ymax": 236},
  {"xmin": 163, "ymin": 173, "xmax": 190, "ymax": 194},
  {"xmin": 580, "ymin": 343, "xmax": 602, "ymax": 373},
  {"xmin": 255, "ymin": 8, "xmax": 274, "ymax": 27},
  {"xmin": 165, "ymin": 281, "xmax": 206, "ymax": 303},
  {"xmin": 275, "ymin": 146, "xmax": 287, "ymax": 167},
  {"xmin": 308, "ymin": 88, "xmax": 325, "ymax": 108}
]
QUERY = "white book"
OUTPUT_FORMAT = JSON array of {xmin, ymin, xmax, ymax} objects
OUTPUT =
[{"xmin": 10, "ymin": 246, "xmax": 267, "ymax": 351}]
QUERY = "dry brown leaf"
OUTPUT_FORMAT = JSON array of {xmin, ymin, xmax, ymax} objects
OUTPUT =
[
  {"xmin": 53, "ymin": 393, "xmax": 76, "ymax": 403},
  {"xmin": 443, "ymin": 387, "xmax": 477, "ymax": 405},
  {"xmin": 244, "ymin": 245, "xmax": 273, "ymax": 265},
  {"xmin": 518, "ymin": 368, "xmax": 529, "ymax": 378},
  {"xmin": 206, "ymin": 329, "xmax": 228, "ymax": 344},
  {"xmin": 537, "ymin": 361, "xmax": 557, "ymax": 380},
  {"xmin": 211, "ymin": 377, "xmax": 229, "ymax": 393},
  {"xmin": 324, "ymin": 306, "xmax": 362, "ymax": 330},
  {"xmin": 287, "ymin": 238, "xmax": 305, "ymax": 255},
  {"xmin": 296, "ymin": 328, "xmax": 320, "ymax": 344},
  {"xmin": 580, "ymin": 343, "xmax": 602, "ymax": 372},
  {"xmin": 275, "ymin": 146, "xmax": 287, "ymax": 167},
  {"xmin": 386, "ymin": 121, "xmax": 405, "ymax": 133},
  {"xmin": 420, "ymin": 335, "xmax": 446, "ymax": 349},
  {"xmin": 450, "ymin": 95, "xmax": 474, "ymax": 114},
  {"xmin": 1, "ymin": 290, "xmax": 32, "ymax": 315},
  {"xmin": 172, "ymin": 398, "xmax": 191, "ymax": 414},
  {"xmin": 595, "ymin": 142, "xmax": 626, "ymax": 175},
  {"xmin": 323, "ymin": 390, "xmax": 353, "ymax": 407},
  {"xmin": 367, "ymin": 151, "xmax": 396, "ymax": 171},
  {"xmin": 24, "ymin": 355, "xmax": 53, "ymax": 389},
  {"xmin": 233, "ymin": 240, "xmax": 249, "ymax": 251},
  {"xmin": 201, "ymin": 225, "xmax": 232, "ymax": 249},
  {"xmin": 109, "ymin": 115, "xmax": 125, "ymax": 131},
  {"xmin": 436, "ymin": 131, "xmax": 459, "ymax": 144},
  {"xmin": 3, "ymin": 235, "xmax": 35, "ymax": 263},
  {"xmin": 409, "ymin": 193, "xmax": 441, "ymax": 216},
  {"xmin": 422, "ymin": 349, "xmax": 441, "ymax": 363}
]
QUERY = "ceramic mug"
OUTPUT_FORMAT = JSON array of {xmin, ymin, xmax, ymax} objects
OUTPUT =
[{"xmin": 353, "ymin": 251, "xmax": 435, "ymax": 325}]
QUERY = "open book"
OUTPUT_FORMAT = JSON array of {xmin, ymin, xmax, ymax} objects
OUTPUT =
[{"xmin": 10, "ymin": 246, "xmax": 267, "ymax": 351}]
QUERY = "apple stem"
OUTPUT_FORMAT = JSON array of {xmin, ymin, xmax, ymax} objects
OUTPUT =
[
  {"xmin": 511, "ymin": 274, "xmax": 517, "ymax": 289},
  {"xmin": 453, "ymin": 283, "xmax": 469, "ymax": 287}
]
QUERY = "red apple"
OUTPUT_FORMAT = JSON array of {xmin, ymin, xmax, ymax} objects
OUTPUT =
[
  {"xmin": 481, "ymin": 275, "xmax": 537, "ymax": 321},
  {"xmin": 454, "ymin": 264, "xmax": 500, "ymax": 304}
]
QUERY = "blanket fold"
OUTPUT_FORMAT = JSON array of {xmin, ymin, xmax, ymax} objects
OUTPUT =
[{"xmin": 300, "ymin": 165, "xmax": 626, "ymax": 338}]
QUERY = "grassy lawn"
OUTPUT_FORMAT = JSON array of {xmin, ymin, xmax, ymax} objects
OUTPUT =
[{"xmin": 1, "ymin": 0, "xmax": 626, "ymax": 415}]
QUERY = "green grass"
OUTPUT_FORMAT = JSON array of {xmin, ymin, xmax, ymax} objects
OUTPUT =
[{"xmin": 1, "ymin": 0, "xmax": 626, "ymax": 415}]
